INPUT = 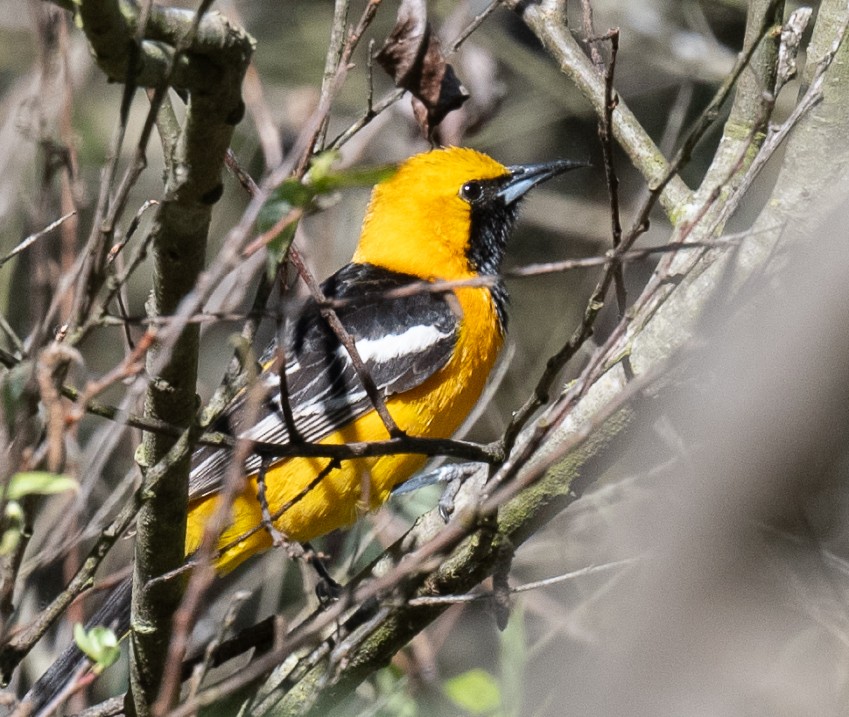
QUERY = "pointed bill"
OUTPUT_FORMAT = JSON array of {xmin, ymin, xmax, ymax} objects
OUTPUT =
[{"xmin": 497, "ymin": 159, "xmax": 589, "ymax": 206}]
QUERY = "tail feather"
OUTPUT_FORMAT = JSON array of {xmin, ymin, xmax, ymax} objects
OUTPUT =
[{"xmin": 22, "ymin": 578, "xmax": 132, "ymax": 716}]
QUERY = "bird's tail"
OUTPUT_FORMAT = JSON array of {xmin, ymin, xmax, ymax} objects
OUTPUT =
[{"xmin": 21, "ymin": 577, "xmax": 132, "ymax": 716}]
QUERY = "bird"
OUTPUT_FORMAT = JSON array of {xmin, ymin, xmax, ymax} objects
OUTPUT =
[{"xmin": 24, "ymin": 146, "xmax": 584, "ymax": 711}]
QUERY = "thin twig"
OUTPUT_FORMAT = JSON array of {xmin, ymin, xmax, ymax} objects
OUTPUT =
[
  {"xmin": 83, "ymin": 208, "xmax": 158, "ymax": 336},
  {"xmin": 0, "ymin": 316, "xmax": 24, "ymax": 357},
  {"xmin": 315, "ymin": 0, "xmax": 351, "ymax": 151},
  {"xmin": 447, "ymin": 0, "xmax": 503, "ymax": 54},
  {"xmin": 256, "ymin": 458, "xmax": 285, "ymax": 548},
  {"xmin": 597, "ymin": 29, "xmax": 627, "ymax": 320},
  {"xmin": 0, "ymin": 212, "xmax": 76, "ymax": 270},
  {"xmin": 406, "ymin": 557, "xmax": 641, "ymax": 605},
  {"xmin": 274, "ymin": 320, "xmax": 304, "ymax": 445},
  {"xmin": 242, "ymin": 62, "xmax": 284, "ymax": 170},
  {"xmin": 106, "ymin": 200, "xmax": 159, "ymax": 264},
  {"xmin": 287, "ymin": 247, "xmax": 404, "ymax": 438},
  {"xmin": 580, "ymin": 0, "xmax": 605, "ymax": 69}
]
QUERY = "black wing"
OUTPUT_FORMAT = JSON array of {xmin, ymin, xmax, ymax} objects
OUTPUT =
[{"xmin": 188, "ymin": 263, "xmax": 459, "ymax": 500}]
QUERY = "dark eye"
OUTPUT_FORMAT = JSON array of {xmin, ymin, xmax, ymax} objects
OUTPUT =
[{"xmin": 460, "ymin": 181, "xmax": 483, "ymax": 203}]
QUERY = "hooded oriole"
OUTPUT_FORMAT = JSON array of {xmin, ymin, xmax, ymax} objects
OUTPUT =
[
  {"xmin": 184, "ymin": 146, "xmax": 582, "ymax": 572},
  {"xmin": 26, "ymin": 146, "xmax": 582, "ymax": 709}
]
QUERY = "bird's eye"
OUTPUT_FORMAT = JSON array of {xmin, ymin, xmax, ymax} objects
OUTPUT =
[{"xmin": 460, "ymin": 181, "xmax": 483, "ymax": 203}]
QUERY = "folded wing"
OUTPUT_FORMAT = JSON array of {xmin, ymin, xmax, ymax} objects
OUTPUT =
[{"xmin": 188, "ymin": 262, "xmax": 459, "ymax": 500}]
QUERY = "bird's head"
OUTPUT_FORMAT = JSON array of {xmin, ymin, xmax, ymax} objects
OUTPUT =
[{"xmin": 354, "ymin": 146, "xmax": 585, "ymax": 282}]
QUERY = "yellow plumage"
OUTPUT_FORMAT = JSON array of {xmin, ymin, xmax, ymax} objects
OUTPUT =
[{"xmin": 187, "ymin": 148, "xmax": 508, "ymax": 572}]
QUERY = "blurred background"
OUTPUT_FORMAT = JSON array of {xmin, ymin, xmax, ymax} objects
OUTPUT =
[{"xmin": 3, "ymin": 1, "xmax": 849, "ymax": 716}]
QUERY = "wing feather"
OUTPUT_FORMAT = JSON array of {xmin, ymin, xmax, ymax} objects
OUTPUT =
[{"xmin": 188, "ymin": 263, "xmax": 458, "ymax": 500}]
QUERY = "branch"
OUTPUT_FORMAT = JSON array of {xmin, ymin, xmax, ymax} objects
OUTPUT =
[
  {"xmin": 130, "ymin": 25, "xmax": 251, "ymax": 717},
  {"xmin": 40, "ymin": 1, "xmax": 253, "ymax": 714},
  {"xmin": 503, "ymin": 0, "xmax": 690, "ymax": 216}
]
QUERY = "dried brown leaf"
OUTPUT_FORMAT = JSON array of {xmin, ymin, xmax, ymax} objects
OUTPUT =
[{"xmin": 376, "ymin": 0, "xmax": 470, "ymax": 138}]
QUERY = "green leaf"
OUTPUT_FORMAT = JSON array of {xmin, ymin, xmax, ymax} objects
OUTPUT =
[
  {"xmin": 443, "ymin": 668, "xmax": 502, "ymax": 715},
  {"xmin": 0, "ymin": 501, "xmax": 23, "ymax": 555},
  {"xmin": 255, "ymin": 197, "xmax": 293, "ymax": 235},
  {"xmin": 311, "ymin": 163, "xmax": 398, "ymax": 193},
  {"xmin": 256, "ymin": 178, "xmax": 310, "ymax": 279},
  {"xmin": 304, "ymin": 150, "xmax": 398, "ymax": 194},
  {"xmin": 0, "ymin": 528, "xmax": 20, "ymax": 556},
  {"xmin": 6, "ymin": 472, "xmax": 78, "ymax": 500},
  {"xmin": 275, "ymin": 177, "xmax": 315, "ymax": 207},
  {"xmin": 304, "ymin": 149, "xmax": 341, "ymax": 183},
  {"xmin": 258, "ymin": 157, "xmax": 398, "ymax": 234},
  {"xmin": 256, "ymin": 155, "xmax": 397, "ymax": 280},
  {"xmin": 0, "ymin": 473, "xmax": 76, "ymax": 555},
  {"xmin": 256, "ymin": 178, "xmax": 313, "ymax": 234},
  {"xmin": 73, "ymin": 624, "xmax": 121, "ymax": 673},
  {"xmin": 305, "ymin": 149, "xmax": 396, "ymax": 192},
  {"xmin": 265, "ymin": 220, "xmax": 298, "ymax": 280}
]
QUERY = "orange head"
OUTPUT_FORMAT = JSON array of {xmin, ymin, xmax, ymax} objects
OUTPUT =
[{"xmin": 353, "ymin": 147, "xmax": 584, "ymax": 283}]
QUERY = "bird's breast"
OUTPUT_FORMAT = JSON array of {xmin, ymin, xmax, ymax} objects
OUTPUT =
[{"xmin": 384, "ymin": 284, "xmax": 504, "ymax": 440}]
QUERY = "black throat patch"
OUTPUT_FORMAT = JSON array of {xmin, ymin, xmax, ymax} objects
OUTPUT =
[{"xmin": 465, "ymin": 183, "xmax": 520, "ymax": 330}]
